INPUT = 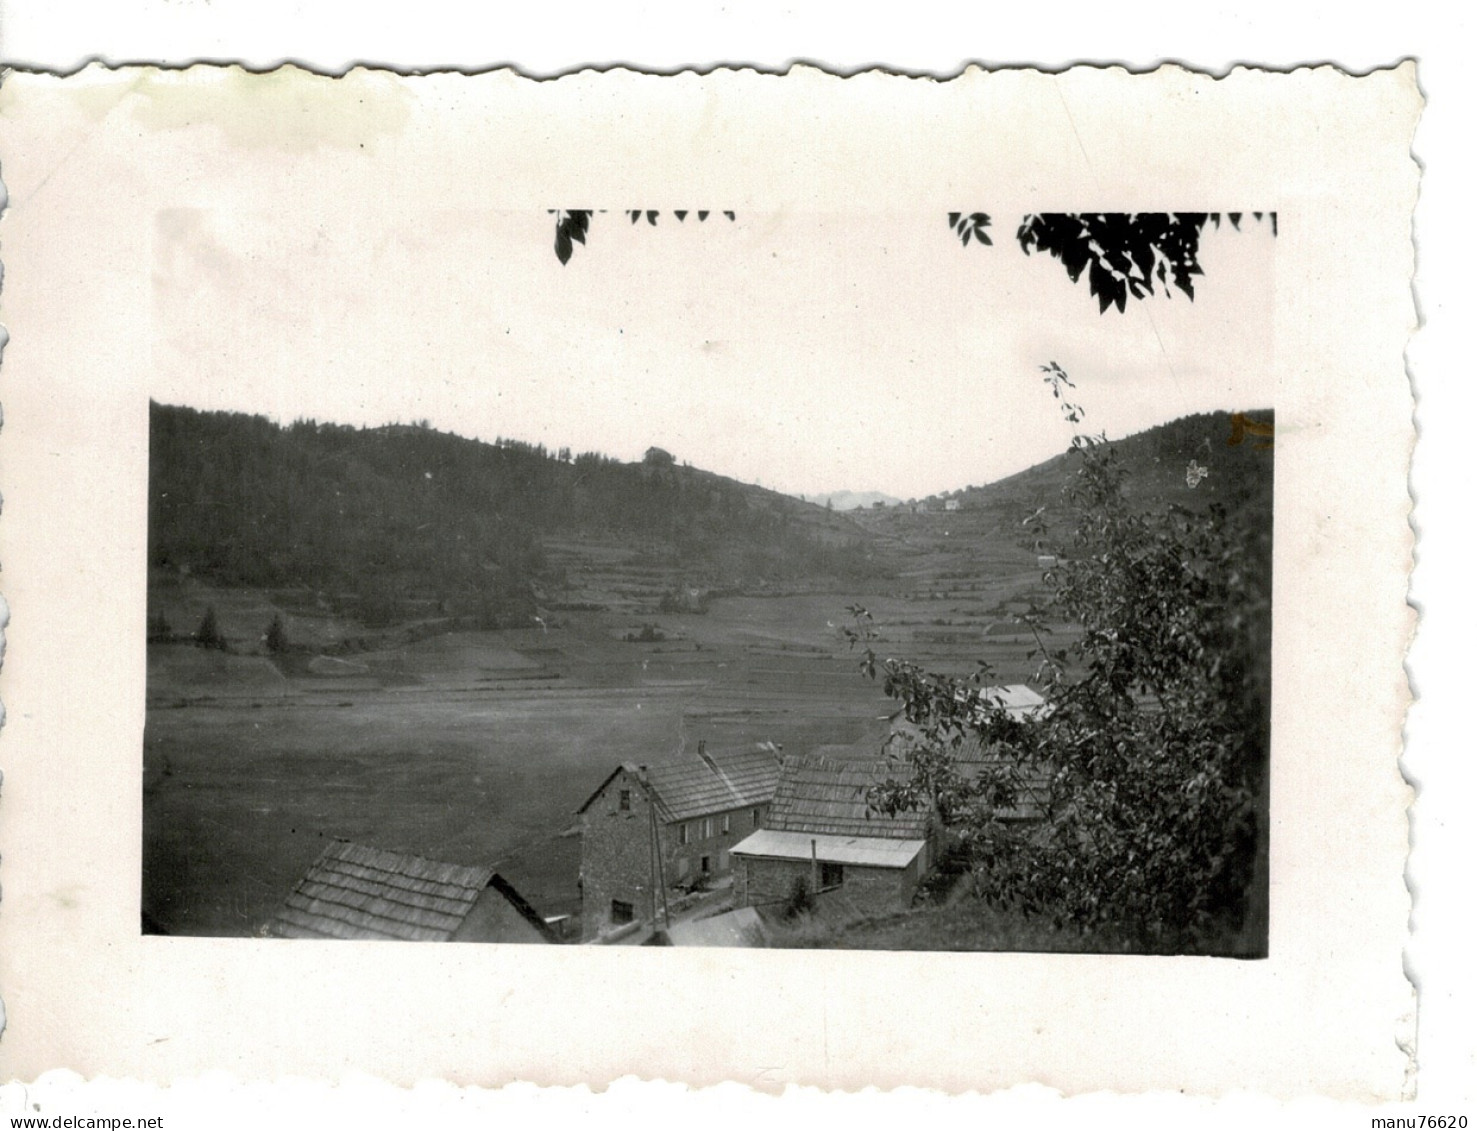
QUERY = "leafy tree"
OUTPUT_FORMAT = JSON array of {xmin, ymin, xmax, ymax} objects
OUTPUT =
[
  {"xmin": 550, "ymin": 209, "xmax": 734, "ymax": 266},
  {"xmin": 194, "ymin": 606, "xmax": 227, "ymax": 651},
  {"xmin": 1013, "ymin": 212, "xmax": 1276, "ymax": 313},
  {"xmin": 552, "ymin": 209, "xmax": 1275, "ymax": 315},
  {"xmin": 855, "ymin": 365, "xmax": 1271, "ymax": 953}
]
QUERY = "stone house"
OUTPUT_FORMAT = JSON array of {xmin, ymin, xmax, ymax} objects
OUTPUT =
[
  {"xmin": 729, "ymin": 753, "xmax": 936, "ymax": 917},
  {"xmin": 576, "ymin": 742, "xmax": 783, "ymax": 941}
]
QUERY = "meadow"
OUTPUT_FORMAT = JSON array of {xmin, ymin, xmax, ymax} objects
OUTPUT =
[{"xmin": 143, "ymin": 524, "xmax": 1058, "ymax": 938}]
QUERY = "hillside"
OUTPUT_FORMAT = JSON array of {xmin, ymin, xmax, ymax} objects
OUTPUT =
[
  {"xmin": 148, "ymin": 403, "xmax": 888, "ymax": 634},
  {"xmin": 836, "ymin": 410, "xmax": 1273, "ymax": 673},
  {"xmin": 148, "ymin": 405, "xmax": 1271, "ymax": 652}
]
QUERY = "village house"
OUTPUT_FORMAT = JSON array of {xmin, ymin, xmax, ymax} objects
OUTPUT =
[
  {"xmin": 576, "ymin": 741, "xmax": 783, "ymax": 941},
  {"xmin": 730, "ymin": 690, "xmax": 1053, "ymax": 922},
  {"xmin": 729, "ymin": 753, "xmax": 935, "ymax": 917},
  {"xmin": 268, "ymin": 839, "xmax": 558, "ymax": 943}
]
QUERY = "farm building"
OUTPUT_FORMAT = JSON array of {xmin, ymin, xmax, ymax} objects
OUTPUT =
[
  {"xmin": 268, "ymin": 840, "xmax": 558, "ymax": 943},
  {"xmin": 972, "ymin": 682, "xmax": 1050, "ymax": 722},
  {"xmin": 576, "ymin": 741, "xmax": 783, "ymax": 941},
  {"xmin": 730, "ymin": 753, "xmax": 935, "ymax": 917},
  {"xmin": 907, "ymin": 682, "xmax": 1050, "ymax": 726}
]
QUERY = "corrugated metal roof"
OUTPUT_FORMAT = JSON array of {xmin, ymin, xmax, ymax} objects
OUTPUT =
[
  {"xmin": 980, "ymin": 684, "xmax": 1048, "ymax": 717},
  {"xmin": 765, "ymin": 753, "xmax": 929, "ymax": 839},
  {"xmin": 731, "ymin": 828, "xmax": 927, "ymax": 869},
  {"xmin": 268, "ymin": 841, "xmax": 550, "ymax": 942}
]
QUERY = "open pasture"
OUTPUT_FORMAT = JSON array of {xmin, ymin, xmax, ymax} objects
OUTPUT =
[{"xmin": 144, "ymin": 539, "xmax": 1059, "ymax": 937}]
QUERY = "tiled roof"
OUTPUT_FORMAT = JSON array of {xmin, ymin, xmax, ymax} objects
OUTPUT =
[
  {"xmin": 766, "ymin": 753, "xmax": 929, "ymax": 840},
  {"xmin": 268, "ymin": 840, "xmax": 552, "ymax": 942},
  {"xmin": 644, "ymin": 745, "xmax": 783, "ymax": 823}
]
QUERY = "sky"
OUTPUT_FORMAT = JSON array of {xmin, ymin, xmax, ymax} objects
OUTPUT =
[{"xmin": 152, "ymin": 207, "xmax": 1276, "ymax": 500}]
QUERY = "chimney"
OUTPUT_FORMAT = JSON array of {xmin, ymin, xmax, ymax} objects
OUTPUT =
[{"xmin": 698, "ymin": 740, "xmax": 718, "ymax": 775}]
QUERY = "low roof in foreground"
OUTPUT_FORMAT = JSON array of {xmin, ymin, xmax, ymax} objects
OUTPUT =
[
  {"xmin": 269, "ymin": 840, "xmax": 549, "ymax": 942},
  {"xmin": 730, "ymin": 828, "xmax": 927, "ymax": 869},
  {"xmin": 666, "ymin": 906, "xmax": 768, "ymax": 947}
]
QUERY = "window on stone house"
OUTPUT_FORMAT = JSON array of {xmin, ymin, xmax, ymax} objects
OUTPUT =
[
  {"xmin": 618, "ymin": 789, "xmax": 631, "ymax": 812},
  {"xmin": 721, "ymin": 813, "xmax": 730, "ymax": 835},
  {"xmin": 679, "ymin": 823, "xmax": 689, "ymax": 845},
  {"xmin": 752, "ymin": 807, "xmax": 763, "ymax": 828},
  {"xmin": 611, "ymin": 899, "xmax": 634, "ymax": 925},
  {"xmin": 820, "ymin": 862, "xmax": 844, "ymax": 889}
]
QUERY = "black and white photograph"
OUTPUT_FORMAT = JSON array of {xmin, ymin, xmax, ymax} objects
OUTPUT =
[
  {"xmin": 142, "ymin": 200, "xmax": 1275, "ymax": 954},
  {"xmin": 0, "ymin": 61, "xmax": 1424, "ymax": 1099}
]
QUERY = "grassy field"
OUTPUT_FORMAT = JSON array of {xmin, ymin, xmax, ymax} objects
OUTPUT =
[{"xmin": 145, "ymin": 562, "xmax": 1064, "ymax": 937}]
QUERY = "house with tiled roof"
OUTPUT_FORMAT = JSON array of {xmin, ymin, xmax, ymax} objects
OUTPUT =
[
  {"xmin": 575, "ymin": 741, "xmax": 783, "ymax": 941},
  {"xmin": 267, "ymin": 840, "xmax": 558, "ymax": 943},
  {"xmin": 729, "ymin": 752, "xmax": 937, "ymax": 917}
]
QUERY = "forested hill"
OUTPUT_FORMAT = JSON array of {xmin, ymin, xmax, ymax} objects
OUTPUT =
[
  {"xmin": 916, "ymin": 410, "xmax": 1274, "ymax": 531},
  {"xmin": 148, "ymin": 403, "xmax": 884, "ymax": 626}
]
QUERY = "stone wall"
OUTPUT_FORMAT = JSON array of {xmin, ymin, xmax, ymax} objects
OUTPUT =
[
  {"xmin": 734, "ymin": 852, "xmax": 920, "ymax": 917},
  {"xmin": 580, "ymin": 769, "xmax": 773, "ymax": 940},
  {"xmin": 579, "ymin": 767, "xmax": 662, "ymax": 941}
]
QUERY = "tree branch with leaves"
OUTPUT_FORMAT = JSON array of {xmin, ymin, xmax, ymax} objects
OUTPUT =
[{"xmin": 852, "ymin": 364, "xmax": 1272, "ymax": 953}]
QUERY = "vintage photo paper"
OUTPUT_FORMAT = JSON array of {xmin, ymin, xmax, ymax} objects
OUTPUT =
[{"xmin": 0, "ymin": 63, "xmax": 1418, "ymax": 1096}]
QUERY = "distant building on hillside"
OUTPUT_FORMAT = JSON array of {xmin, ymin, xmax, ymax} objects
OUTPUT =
[
  {"xmin": 268, "ymin": 840, "xmax": 557, "ymax": 943},
  {"xmin": 576, "ymin": 742, "xmax": 783, "ymax": 941},
  {"xmin": 944, "ymin": 498, "xmax": 961, "ymax": 512},
  {"xmin": 730, "ymin": 753, "xmax": 935, "ymax": 918}
]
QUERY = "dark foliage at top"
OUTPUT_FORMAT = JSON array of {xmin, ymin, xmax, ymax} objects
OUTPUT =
[
  {"xmin": 551, "ymin": 209, "xmax": 734, "ymax": 265},
  {"xmin": 551, "ymin": 210, "xmax": 1275, "ymax": 317},
  {"xmin": 1013, "ymin": 212, "xmax": 1277, "ymax": 313}
]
